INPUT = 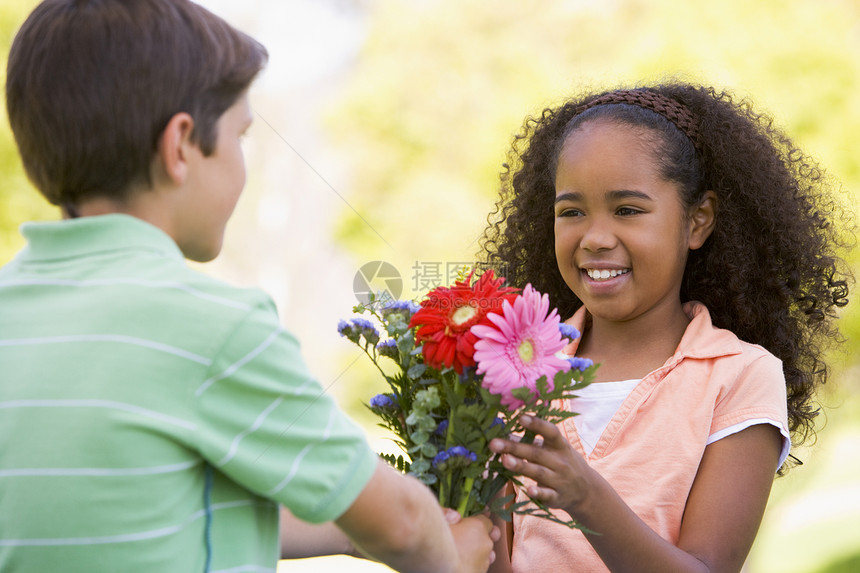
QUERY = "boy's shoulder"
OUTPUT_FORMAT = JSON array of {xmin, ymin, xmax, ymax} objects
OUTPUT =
[
  {"xmin": 4, "ymin": 214, "xmax": 275, "ymax": 318},
  {"xmin": 100, "ymin": 218, "xmax": 276, "ymax": 317},
  {"xmin": 169, "ymin": 262, "xmax": 275, "ymax": 314}
]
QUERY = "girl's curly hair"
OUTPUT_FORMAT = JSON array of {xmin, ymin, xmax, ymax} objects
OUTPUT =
[{"xmin": 480, "ymin": 83, "xmax": 853, "ymax": 465}]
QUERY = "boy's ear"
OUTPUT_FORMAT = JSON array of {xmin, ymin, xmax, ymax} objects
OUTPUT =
[
  {"xmin": 688, "ymin": 190, "xmax": 717, "ymax": 250},
  {"xmin": 156, "ymin": 112, "xmax": 196, "ymax": 185}
]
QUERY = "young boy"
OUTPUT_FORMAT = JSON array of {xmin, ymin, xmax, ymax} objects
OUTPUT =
[{"xmin": 0, "ymin": 1, "xmax": 496, "ymax": 572}]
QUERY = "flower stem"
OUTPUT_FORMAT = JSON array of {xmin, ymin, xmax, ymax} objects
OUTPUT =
[
  {"xmin": 446, "ymin": 374, "xmax": 460, "ymax": 449},
  {"xmin": 441, "ymin": 373, "xmax": 459, "ymax": 508},
  {"xmin": 457, "ymin": 476, "xmax": 475, "ymax": 516},
  {"xmin": 438, "ymin": 473, "xmax": 447, "ymax": 506}
]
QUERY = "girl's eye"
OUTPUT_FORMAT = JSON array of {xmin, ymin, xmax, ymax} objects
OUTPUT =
[
  {"xmin": 616, "ymin": 206, "xmax": 642, "ymax": 216},
  {"xmin": 557, "ymin": 207, "xmax": 583, "ymax": 218}
]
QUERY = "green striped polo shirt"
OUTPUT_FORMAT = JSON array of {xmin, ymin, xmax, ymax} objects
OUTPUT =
[{"xmin": 0, "ymin": 214, "xmax": 378, "ymax": 572}]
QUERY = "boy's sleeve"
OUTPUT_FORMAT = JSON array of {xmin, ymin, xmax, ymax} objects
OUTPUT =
[
  {"xmin": 709, "ymin": 349, "xmax": 791, "ymax": 468},
  {"xmin": 191, "ymin": 296, "xmax": 379, "ymax": 523}
]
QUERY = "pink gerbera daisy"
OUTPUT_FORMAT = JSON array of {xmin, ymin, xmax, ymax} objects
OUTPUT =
[{"xmin": 471, "ymin": 284, "xmax": 571, "ymax": 409}]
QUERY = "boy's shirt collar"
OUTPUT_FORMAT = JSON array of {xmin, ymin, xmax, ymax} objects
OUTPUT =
[{"xmin": 18, "ymin": 214, "xmax": 184, "ymax": 262}]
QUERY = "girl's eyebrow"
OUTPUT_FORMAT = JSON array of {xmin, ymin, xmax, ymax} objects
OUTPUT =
[
  {"xmin": 554, "ymin": 189, "xmax": 654, "ymax": 204},
  {"xmin": 554, "ymin": 192, "xmax": 581, "ymax": 204},
  {"xmin": 608, "ymin": 189, "xmax": 653, "ymax": 201}
]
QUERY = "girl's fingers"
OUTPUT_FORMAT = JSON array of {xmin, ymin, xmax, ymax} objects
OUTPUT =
[
  {"xmin": 492, "ymin": 439, "xmax": 552, "ymax": 469},
  {"xmin": 518, "ymin": 415, "xmax": 566, "ymax": 448},
  {"xmin": 491, "ymin": 436, "xmax": 564, "ymax": 470},
  {"xmin": 526, "ymin": 484, "xmax": 559, "ymax": 503},
  {"xmin": 513, "ymin": 456, "xmax": 559, "ymax": 487}
]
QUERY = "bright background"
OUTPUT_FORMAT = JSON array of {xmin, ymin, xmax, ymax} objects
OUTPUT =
[{"xmin": 2, "ymin": 1, "xmax": 859, "ymax": 571}]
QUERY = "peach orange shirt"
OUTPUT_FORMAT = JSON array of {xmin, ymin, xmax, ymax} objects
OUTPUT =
[{"xmin": 510, "ymin": 302, "xmax": 789, "ymax": 573}]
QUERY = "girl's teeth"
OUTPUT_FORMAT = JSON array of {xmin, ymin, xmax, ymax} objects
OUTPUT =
[{"xmin": 586, "ymin": 269, "xmax": 629, "ymax": 280}]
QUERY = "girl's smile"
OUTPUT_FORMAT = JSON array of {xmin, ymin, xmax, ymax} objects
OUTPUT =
[
  {"xmin": 579, "ymin": 265, "xmax": 631, "ymax": 298},
  {"xmin": 582, "ymin": 267, "xmax": 630, "ymax": 281}
]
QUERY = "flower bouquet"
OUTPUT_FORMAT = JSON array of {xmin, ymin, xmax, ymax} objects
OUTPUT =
[{"xmin": 338, "ymin": 270, "xmax": 596, "ymax": 527}]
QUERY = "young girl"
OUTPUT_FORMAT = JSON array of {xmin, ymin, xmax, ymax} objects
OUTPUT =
[{"xmin": 480, "ymin": 84, "xmax": 852, "ymax": 572}]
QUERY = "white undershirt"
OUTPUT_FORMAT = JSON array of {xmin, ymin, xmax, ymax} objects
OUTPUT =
[
  {"xmin": 570, "ymin": 379, "xmax": 640, "ymax": 455},
  {"xmin": 569, "ymin": 379, "xmax": 791, "ymax": 467}
]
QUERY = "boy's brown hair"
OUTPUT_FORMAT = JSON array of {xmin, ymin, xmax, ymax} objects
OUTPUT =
[{"xmin": 5, "ymin": 0, "xmax": 268, "ymax": 211}]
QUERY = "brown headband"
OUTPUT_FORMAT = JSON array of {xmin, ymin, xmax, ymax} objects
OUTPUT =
[{"xmin": 575, "ymin": 89, "xmax": 701, "ymax": 152}]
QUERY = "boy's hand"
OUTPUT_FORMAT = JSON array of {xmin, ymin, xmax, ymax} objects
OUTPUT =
[
  {"xmin": 449, "ymin": 513, "xmax": 499, "ymax": 573},
  {"xmin": 489, "ymin": 415, "xmax": 594, "ymax": 515},
  {"xmin": 442, "ymin": 507, "xmax": 463, "ymax": 524}
]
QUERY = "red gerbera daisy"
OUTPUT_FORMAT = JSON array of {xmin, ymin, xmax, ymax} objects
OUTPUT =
[{"xmin": 409, "ymin": 270, "xmax": 518, "ymax": 373}]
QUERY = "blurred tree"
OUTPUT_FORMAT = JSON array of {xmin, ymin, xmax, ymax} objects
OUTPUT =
[
  {"xmin": 818, "ymin": 553, "xmax": 860, "ymax": 573},
  {"xmin": 0, "ymin": 0, "xmax": 55, "ymax": 264}
]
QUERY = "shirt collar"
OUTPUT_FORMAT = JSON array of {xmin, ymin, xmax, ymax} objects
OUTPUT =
[
  {"xmin": 562, "ymin": 301, "xmax": 742, "ymax": 360},
  {"xmin": 18, "ymin": 214, "xmax": 184, "ymax": 262}
]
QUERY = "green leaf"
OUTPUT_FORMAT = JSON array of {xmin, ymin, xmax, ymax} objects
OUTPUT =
[
  {"xmin": 397, "ymin": 334, "xmax": 415, "ymax": 355},
  {"xmin": 511, "ymin": 386, "xmax": 534, "ymax": 401},
  {"xmin": 417, "ymin": 416, "xmax": 438, "ymax": 432},
  {"xmin": 407, "ymin": 363, "xmax": 427, "ymax": 378},
  {"xmin": 420, "ymin": 442, "xmax": 437, "ymax": 457},
  {"xmin": 410, "ymin": 458, "xmax": 430, "ymax": 474},
  {"xmin": 410, "ymin": 429, "xmax": 430, "ymax": 444}
]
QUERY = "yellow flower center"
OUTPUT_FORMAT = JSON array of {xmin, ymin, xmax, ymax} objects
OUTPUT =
[
  {"xmin": 451, "ymin": 303, "xmax": 478, "ymax": 326},
  {"xmin": 517, "ymin": 339, "xmax": 535, "ymax": 363}
]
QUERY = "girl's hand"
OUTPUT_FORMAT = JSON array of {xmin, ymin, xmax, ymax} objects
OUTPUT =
[{"xmin": 489, "ymin": 415, "xmax": 594, "ymax": 515}]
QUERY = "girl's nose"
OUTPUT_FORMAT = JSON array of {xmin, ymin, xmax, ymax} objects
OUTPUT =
[{"xmin": 580, "ymin": 218, "xmax": 617, "ymax": 252}]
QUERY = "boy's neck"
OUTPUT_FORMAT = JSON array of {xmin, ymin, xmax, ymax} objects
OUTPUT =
[
  {"xmin": 66, "ymin": 183, "xmax": 150, "ymax": 216},
  {"xmin": 64, "ymin": 190, "xmax": 178, "ymax": 250}
]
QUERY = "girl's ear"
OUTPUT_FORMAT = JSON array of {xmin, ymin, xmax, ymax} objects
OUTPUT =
[
  {"xmin": 155, "ymin": 112, "xmax": 196, "ymax": 186},
  {"xmin": 688, "ymin": 190, "xmax": 717, "ymax": 250}
]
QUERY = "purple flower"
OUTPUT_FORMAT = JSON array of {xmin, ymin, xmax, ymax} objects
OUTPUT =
[
  {"xmin": 376, "ymin": 338, "xmax": 399, "ymax": 360},
  {"xmin": 383, "ymin": 300, "xmax": 421, "ymax": 315},
  {"xmin": 369, "ymin": 393, "xmax": 398, "ymax": 410},
  {"xmin": 351, "ymin": 317, "xmax": 375, "ymax": 331},
  {"xmin": 558, "ymin": 323, "xmax": 581, "ymax": 341},
  {"xmin": 435, "ymin": 419, "xmax": 449, "ymax": 436},
  {"xmin": 432, "ymin": 446, "xmax": 478, "ymax": 471},
  {"xmin": 337, "ymin": 319, "xmax": 362, "ymax": 344},
  {"xmin": 338, "ymin": 317, "xmax": 380, "ymax": 345},
  {"xmin": 567, "ymin": 357, "xmax": 594, "ymax": 371},
  {"xmin": 337, "ymin": 319, "xmax": 352, "ymax": 336}
]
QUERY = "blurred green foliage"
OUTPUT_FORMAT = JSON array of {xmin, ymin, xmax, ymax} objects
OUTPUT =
[
  {"xmin": 327, "ymin": 0, "xmax": 859, "ymax": 270},
  {"xmin": 0, "ymin": 0, "xmax": 55, "ymax": 264},
  {"xmin": 818, "ymin": 553, "xmax": 860, "ymax": 573},
  {"xmin": 325, "ymin": 0, "xmax": 860, "ymax": 571}
]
